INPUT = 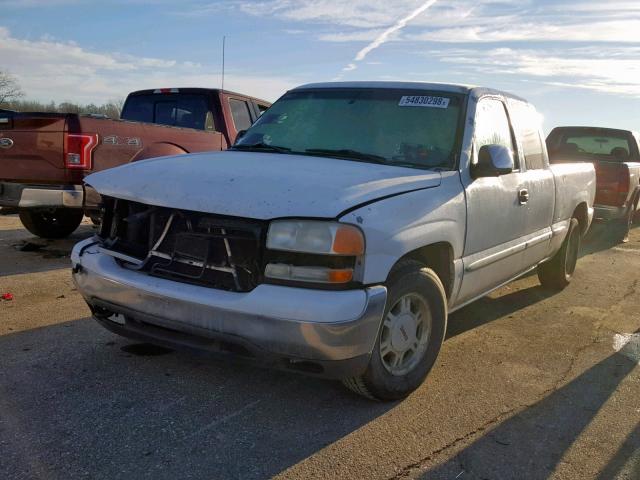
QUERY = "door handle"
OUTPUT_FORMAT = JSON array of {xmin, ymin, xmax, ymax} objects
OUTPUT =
[{"xmin": 518, "ymin": 188, "xmax": 530, "ymax": 204}]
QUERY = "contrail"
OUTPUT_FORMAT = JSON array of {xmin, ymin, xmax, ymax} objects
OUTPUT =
[{"xmin": 342, "ymin": 0, "xmax": 439, "ymax": 73}]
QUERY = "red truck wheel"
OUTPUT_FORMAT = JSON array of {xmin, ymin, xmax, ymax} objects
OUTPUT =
[{"xmin": 19, "ymin": 208, "xmax": 84, "ymax": 239}]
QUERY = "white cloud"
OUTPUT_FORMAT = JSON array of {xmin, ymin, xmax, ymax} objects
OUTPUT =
[
  {"xmin": 409, "ymin": 19, "xmax": 640, "ymax": 43},
  {"xmin": 230, "ymin": 0, "xmax": 516, "ymax": 29},
  {"xmin": 235, "ymin": 0, "xmax": 429, "ymax": 29},
  {"xmin": 318, "ymin": 29, "xmax": 384, "ymax": 43},
  {"xmin": 334, "ymin": 0, "xmax": 439, "ymax": 75},
  {"xmin": 352, "ymin": 0, "xmax": 438, "ymax": 63},
  {"xmin": 0, "ymin": 27, "xmax": 296, "ymax": 103},
  {"xmin": 429, "ymin": 47, "xmax": 640, "ymax": 97},
  {"xmin": 228, "ymin": 0, "xmax": 640, "ymax": 99}
]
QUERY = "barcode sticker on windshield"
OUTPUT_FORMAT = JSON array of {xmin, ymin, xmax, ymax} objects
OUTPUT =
[{"xmin": 399, "ymin": 96, "xmax": 450, "ymax": 108}]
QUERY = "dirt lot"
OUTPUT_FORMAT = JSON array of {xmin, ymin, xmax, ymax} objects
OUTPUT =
[{"xmin": 0, "ymin": 214, "xmax": 638, "ymax": 480}]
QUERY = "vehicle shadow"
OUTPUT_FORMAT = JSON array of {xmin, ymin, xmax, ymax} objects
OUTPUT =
[
  {"xmin": 420, "ymin": 339, "xmax": 640, "ymax": 479},
  {"xmin": 0, "ymin": 317, "xmax": 395, "ymax": 480},
  {"xmin": 447, "ymin": 284, "xmax": 555, "ymax": 340},
  {"xmin": 581, "ymin": 221, "xmax": 639, "ymax": 257},
  {"xmin": 447, "ymin": 220, "xmax": 638, "ymax": 340}
]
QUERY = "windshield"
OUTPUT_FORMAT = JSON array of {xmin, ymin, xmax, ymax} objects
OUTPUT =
[{"xmin": 234, "ymin": 88, "xmax": 464, "ymax": 170}]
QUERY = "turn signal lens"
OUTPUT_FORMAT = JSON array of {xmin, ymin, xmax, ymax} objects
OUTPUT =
[
  {"xmin": 333, "ymin": 225, "xmax": 365, "ymax": 255},
  {"xmin": 265, "ymin": 264, "xmax": 354, "ymax": 284},
  {"xmin": 327, "ymin": 269, "xmax": 354, "ymax": 283}
]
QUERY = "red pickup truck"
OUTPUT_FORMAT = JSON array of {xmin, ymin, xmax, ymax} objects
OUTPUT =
[
  {"xmin": 0, "ymin": 88, "xmax": 270, "ymax": 238},
  {"xmin": 547, "ymin": 126, "xmax": 640, "ymax": 242}
]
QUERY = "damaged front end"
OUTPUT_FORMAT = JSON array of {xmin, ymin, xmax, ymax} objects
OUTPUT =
[{"xmin": 97, "ymin": 197, "xmax": 266, "ymax": 292}]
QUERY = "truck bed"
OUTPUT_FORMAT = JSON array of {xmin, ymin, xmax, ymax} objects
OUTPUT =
[{"xmin": 549, "ymin": 162, "xmax": 596, "ymax": 229}]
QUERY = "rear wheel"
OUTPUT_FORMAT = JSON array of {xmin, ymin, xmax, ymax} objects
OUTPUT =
[
  {"xmin": 538, "ymin": 218, "xmax": 581, "ymax": 290},
  {"xmin": 342, "ymin": 260, "xmax": 447, "ymax": 401},
  {"xmin": 19, "ymin": 208, "xmax": 83, "ymax": 239},
  {"xmin": 613, "ymin": 205, "xmax": 634, "ymax": 244}
]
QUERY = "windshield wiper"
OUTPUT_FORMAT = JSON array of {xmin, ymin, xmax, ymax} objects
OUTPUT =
[
  {"xmin": 304, "ymin": 148, "xmax": 388, "ymax": 164},
  {"xmin": 232, "ymin": 143, "xmax": 292, "ymax": 154}
]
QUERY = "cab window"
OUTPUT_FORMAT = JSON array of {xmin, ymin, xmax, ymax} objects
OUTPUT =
[
  {"xmin": 256, "ymin": 103, "xmax": 270, "ymax": 116},
  {"xmin": 512, "ymin": 102, "xmax": 545, "ymax": 170},
  {"xmin": 229, "ymin": 98, "xmax": 253, "ymax": 131},
  {"xmin": 121, "ymin": 94, "xmax": 208, "ymax": 130},
  {"xmin": 474, "ymin": 98, "xmax": 518, "ymax": 170}
]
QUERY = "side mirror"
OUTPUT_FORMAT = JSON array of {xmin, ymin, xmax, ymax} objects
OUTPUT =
[
  {"xmin": 473, "ymin": 144, "xmax": 514, "ymax": 178},
  {"xmin": 234, "ymin": 130, "xmax": 247, "ymax": 144}
]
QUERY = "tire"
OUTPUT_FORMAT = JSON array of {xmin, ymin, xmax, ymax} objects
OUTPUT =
[
  {"xmin": 537, "ymin": 218, "xmax": 581, "ymax": 291},
  {"xmin": 631, "ymin": 197, "xmax": 639, "ymax": 225},
  {"xmin": 342, "ymin": 260, "xmax": 447, "ymax": 401},
  {"xmin": 88, "ymin": 212, "xmax": 102, "ymax": 226},
  {"xmin": 613, "ymin": 205, "xmax": 634, "ymax": 244},
  {"xmin": 19, "ymin": 208, "xmax": 84, "ymax": 239}
]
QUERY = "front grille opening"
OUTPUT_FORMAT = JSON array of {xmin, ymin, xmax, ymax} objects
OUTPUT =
[{"xmin": 99, "ymin": 198, "xmax": 266, "ymax": 292}]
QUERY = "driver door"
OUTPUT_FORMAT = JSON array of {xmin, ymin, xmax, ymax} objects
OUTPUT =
[{"xmin": 456, "ymin": 98, "xmax": 528, "ymax": 305}]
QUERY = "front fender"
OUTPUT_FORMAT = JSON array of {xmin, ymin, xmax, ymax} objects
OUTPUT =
[{"xmin": 339, "ymin": 173, "xmax": 466, "ymax": 285}]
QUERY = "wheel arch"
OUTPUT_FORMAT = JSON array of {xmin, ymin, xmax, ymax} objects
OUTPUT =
[
  {"xmin": 388, "ymin": 242, "xmax": 455, "ymax": 300},
  {"xmin": 130, "ymin": 142, "xmax": 189, "ymax": 162},
  {"xmin": 572, "ymin": 202, "xmax": 590, "ymax": 236}
]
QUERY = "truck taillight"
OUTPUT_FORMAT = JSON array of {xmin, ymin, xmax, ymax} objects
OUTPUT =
[
  {"xmin": 595, "ymin": 163, "xmax": 630, "ymax": 206},
  {"xmin": 64, "ymin": 133, "xmax": 98, "ymax": 169}
]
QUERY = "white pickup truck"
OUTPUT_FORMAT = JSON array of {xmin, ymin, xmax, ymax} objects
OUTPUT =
[{"xmin": 71, "ymin": 82, "xmax": 596, "ymax": 400}]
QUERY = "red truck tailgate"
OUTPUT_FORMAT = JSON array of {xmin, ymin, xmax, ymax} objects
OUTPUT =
[{"xmin": 0, "ymin": 113, "xmax": 67, "ymax": 183}]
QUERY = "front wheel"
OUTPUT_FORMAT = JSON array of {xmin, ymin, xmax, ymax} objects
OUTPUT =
[
  {"xmin": 342, "ymin": 260, "xmax": 447, "ymax": 401},
  {"xmin": 537, "ymin": 218, "xmax": 581, "ymax": 291},
  {"xmin": 19, "ymin": 208, "xmax": 84, "ymax": 239}
]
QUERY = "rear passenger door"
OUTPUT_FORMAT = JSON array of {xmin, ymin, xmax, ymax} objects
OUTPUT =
[
  {"xmin": 457, "ymin": 97, "xmax": 528, "ymax": 304},
  {"xmin": 509, "ymin": 101, "xmax": 555, "ymax": 268}
]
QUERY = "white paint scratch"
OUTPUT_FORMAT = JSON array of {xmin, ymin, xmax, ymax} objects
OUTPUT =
[
  {"xmin": 181, "ymin": 399, "xmax": 261, "ymax": 441},
  {"xmin": 341, "ymin": 0, "xmax": 439, "ymax": 73},
  {"xmin": 613, "ymin": 333, "xmax": 640, "ymax": 364}
]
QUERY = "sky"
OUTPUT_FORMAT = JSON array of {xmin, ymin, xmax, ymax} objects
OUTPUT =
[{"xmin": 0, "ymin": 0, "xmax": 639, "ymax": 131}]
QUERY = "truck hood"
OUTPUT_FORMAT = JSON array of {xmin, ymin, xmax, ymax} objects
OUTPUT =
[{"xmin": 85, "ymin": 151, "xmax": 442, "ymax": 219}]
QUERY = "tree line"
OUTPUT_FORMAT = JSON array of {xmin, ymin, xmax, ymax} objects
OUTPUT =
[{"xmin": 0, "ymin": 70, "xmax": 123, "ymax": 119}]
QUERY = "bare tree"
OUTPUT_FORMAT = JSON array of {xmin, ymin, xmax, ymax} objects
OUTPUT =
[
  {"xmin": 0, "ymin": 71, "xmax": 24, "ymax": 107},
  {"xmin": 105, "ymin": 97, "xmax": 125, "ymax": 119}
]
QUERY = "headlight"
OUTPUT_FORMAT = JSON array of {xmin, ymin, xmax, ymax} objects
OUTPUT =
[
  {"xmin": 265, "ymin": 220, "xmax": 364, "ymax": 285},
  {"xmin": 266, "ymin": 220, "xmax": 364, "ymax": 256}
]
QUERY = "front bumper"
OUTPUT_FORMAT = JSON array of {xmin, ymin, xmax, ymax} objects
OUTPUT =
[
  {"xmin": 71, "ymin": 238, "xmax": 387, "ymax": 378},
  {"xmin": 0, "ymin": 182, "xmax": 83, "ymax": 208},
  {"xmin": 594, "ymin": 204, "xmax": 627, "ymax": 222}
]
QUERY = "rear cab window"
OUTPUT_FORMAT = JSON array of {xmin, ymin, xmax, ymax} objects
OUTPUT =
[
  {"xmin": 510, "ymin": 102, "xmax": 546, "ymax": 170},
  {"xmin": 548, "ymin": 128, "xmax": 636, "ymax": 162},
  {"xmin": 121, "ymin": 93, "xmax": 210, "ymax": 130}
]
